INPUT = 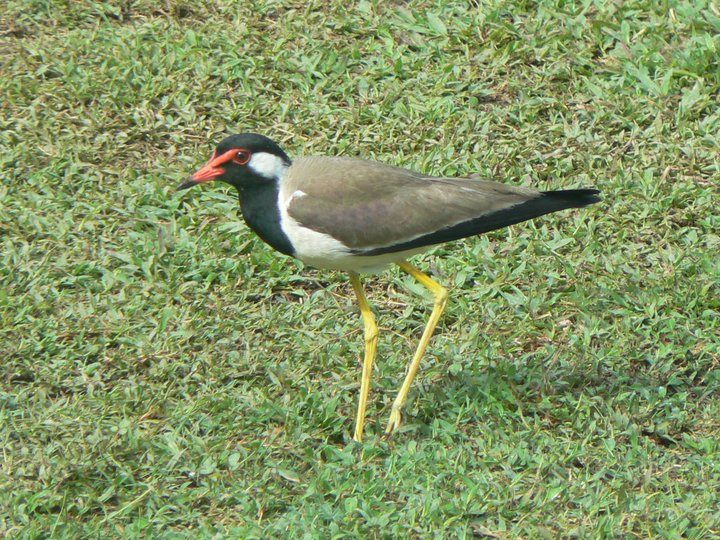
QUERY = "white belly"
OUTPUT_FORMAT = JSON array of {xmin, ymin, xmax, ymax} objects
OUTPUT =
[{"xmin": 296, "ymin": 246, "xmax": 428, "ymax": 273}]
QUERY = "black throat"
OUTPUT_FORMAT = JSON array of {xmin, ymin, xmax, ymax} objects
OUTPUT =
[{"xmin": 237, "ymin": 183, "xmax": 295, "ymax": 257}]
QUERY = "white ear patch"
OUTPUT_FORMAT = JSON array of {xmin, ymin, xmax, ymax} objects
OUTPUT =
[{"xmin": 249, "ymin": 152, "xmax": 288, "ymax": 180}]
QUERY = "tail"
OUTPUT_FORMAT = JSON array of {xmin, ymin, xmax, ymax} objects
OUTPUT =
[
  {"xmin": 358, "ymin": 188, "xmax": 601, "ymax": 255},
  {"xmin": 541, "ymin": 188, "xmax": 601, "ymax": 208}
]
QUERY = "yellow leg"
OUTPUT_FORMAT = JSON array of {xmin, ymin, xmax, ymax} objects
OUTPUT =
[
  {"xmin": 386, "ymin": 262, "xmax": 448, "ymax": 435},
  {"xmin": 349, "ymin": 272, "xmax": 379, "ymax": 442}
]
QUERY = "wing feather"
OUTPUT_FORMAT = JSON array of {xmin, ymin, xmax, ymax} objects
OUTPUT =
[{"xmin": 282, "ymin": 156, "xmax": 542, "ymax": 252}]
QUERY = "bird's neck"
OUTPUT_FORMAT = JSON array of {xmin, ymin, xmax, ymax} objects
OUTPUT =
[{"xmin": 238, "ymin": 183, "xmax": 295, "ymax": 256}]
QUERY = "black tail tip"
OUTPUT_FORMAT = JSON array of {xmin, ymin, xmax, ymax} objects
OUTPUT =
[{"xmin": 543, "ymin": 188, "xmax": 601, "ymax": 207}]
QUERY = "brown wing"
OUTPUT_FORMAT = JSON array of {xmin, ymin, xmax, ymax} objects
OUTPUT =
[{"xmin": 283, "ymin": 156, "xmax": 544, "ymax": 253}]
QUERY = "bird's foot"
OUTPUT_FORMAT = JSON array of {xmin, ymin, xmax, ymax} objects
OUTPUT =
[{"xmin": 385, "ymin": 407, "xmax": 402, "ymax": 436}]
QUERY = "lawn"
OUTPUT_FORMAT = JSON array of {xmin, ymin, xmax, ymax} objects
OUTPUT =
[{"xmin": 1, "ymin": 0, "xmax": 719, "ymax": 537}]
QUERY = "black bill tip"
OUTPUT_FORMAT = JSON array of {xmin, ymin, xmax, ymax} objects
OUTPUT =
[{"xmin": 177, "ymin": 178, "xmax": 198, "ymax": 191}]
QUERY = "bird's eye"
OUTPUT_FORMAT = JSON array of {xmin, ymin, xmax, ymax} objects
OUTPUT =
[{"xmin": 232, "ymin": 150, "xmax": 251, "ymax": 165}]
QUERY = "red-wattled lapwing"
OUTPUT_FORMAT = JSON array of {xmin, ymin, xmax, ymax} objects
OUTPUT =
[{"xmin": 179, "ymin": 133, "xmax": 600, "ymax": 442}]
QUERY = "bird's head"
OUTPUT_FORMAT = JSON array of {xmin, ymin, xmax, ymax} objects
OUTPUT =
[{"xmin": 179, "ymin": 133, "xmax": 291, "ymax": 191}]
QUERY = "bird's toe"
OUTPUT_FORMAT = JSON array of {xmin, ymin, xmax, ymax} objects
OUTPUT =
[{"xmin": 385, "ymin": 409, "xmax": 402, "ymax": 435}]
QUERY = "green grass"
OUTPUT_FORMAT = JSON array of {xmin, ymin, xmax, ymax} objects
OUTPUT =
[{"xmin": 2, "ymin": 0, "xmax": 719, "ymax": 537}]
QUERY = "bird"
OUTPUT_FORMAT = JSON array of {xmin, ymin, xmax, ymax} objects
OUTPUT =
[{"xmin": 178, "ymin": 133, "xmax": 600, "ymax": 442}]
